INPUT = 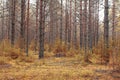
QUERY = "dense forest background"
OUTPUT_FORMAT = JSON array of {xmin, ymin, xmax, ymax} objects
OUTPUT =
[{"xmin": 0, "ymin": 0, "xmax": 120, "ymax": 80}]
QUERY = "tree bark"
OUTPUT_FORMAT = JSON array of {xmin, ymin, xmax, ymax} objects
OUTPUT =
[
  {"xmin": 80, "ymin": 0, "xmax": 83, "ymax": 48},
  {"xmin": 104, "ymin": 0, "xmax": 110, "ymax": 63},
  {"xmin": 21, "ymin": 0, "xmax": 26, "ymax": 49},
  {"xmin": 26, "ymin": 0, "xmax": 30, "ymax": 56},
  {"xmin": 39, "ymin": 0, "xmax": 44, "ymax": 59},
  {"xmin": 11, "ymin": 0, "xmax": 16, "ymax": 46}
]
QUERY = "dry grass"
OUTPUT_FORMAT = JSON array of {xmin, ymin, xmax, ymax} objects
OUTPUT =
[
  {"xmin": 0, "ymin": 39, "xmax": 120, "ymax": 80},
  {"xmin": 0, "ymin": 40, "xmax": 36, "ymax": 64},
  {"xmin": 0, "ymin": 57, "xmax": 8, "ymax": 65},
  {"xmin": 0, "ymin": 57, "xmax": 119, "ymax": 80}
]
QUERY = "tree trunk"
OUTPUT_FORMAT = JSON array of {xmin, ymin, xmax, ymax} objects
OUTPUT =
[
  {"xmin": 26, "ymin": 0, "xmax": 30, "ymax": 56},
  {"xmin": 35, "ymin": 0, "xmax": 39, "ymax": 53},
  {"xmin": 74, "ymin": 0, "xmax": 77, "ymax": 48},
  {"xmin": 1, "ymin": 0, "xmax": 4, "ymax": 41},
  {"xmin": 21, "ymin": 0, "xmax": 25, "ymax": 49},
  {"xmin": 88, "ymin": 0, "xmax": 93, "ymax": 50},
  {"xmin": 65, "ymin": 0, "xmax": 68, "ymax": 45},
  {"xmin": 68, "ymin": 0, "xmax": 72, "ymax": 49},
  {"xmin": 39, "ymin": 0, "xmax": 44, "ymax": 59},
  {"xmin": 80, "ymin": 0, "xmax": 83, "ymax": 48},
  {"xmin": 103, "ymin": 0, "xmax": 110, "ymax": 63},
  {"xmin": 60, "ymin": 0, "xmax": 63, "ymax": 42},
  {"xmin": 11, "ymin": 0, "xmax": 16, "ymax": 46},
  {"xmin": 84, "ymin": 0, "xmax": 89, "ymax": 62}
]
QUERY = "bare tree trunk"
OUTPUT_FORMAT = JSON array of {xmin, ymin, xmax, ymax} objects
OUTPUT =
[
  {"xmin": 35, "ymin": 0, "xmax": 39, "ymax": 53},
  {"xmin": 104, "ymin": 0, "xmax": 110, "ymax": 63},
  {"xmin": 96, "ymin": 0, "xmax": 99, "ymax": 45},
  {"xmin": 8, "ymin": 0, "xmax": 12, "ymax": 40},
  {"xmin": 92, "ymin": 1, "xmax": 95, "ymax": 46},
  {"xmin": 84, "ymin": 0, "xmax": 89, "ymax": 62},
  {"xmin": 49, "ymin": 0, "xmax": 54, "ymax": 51},
  {"xmin": 111, "ymin": 0, "xmax": 116, "ymax": 69},
  {"xmin": 80, "ymin": 0, "xmax": 83, "ymax": 48},
  {"xmin": 88, "ymin": 0, "xmax": 92, "ymax": 50},
  {"xmin": 68, "ymin": 0, "xmax": 72, "ymax": 49},
  {"xmin": 65, "ymin": 0, "xmax": 68, "ymax": 45},
  {"xmin": 74, "ymin": 0, "xmax": 77, "ymax": 48},
  {"xmin": 39, "ymin": 0, "xmax": 44, "ymax": 59},
  {"xmin": 11, "ymin": 0, "xmax": 16, "ymax": 46},
  {"xmin": 112, "ymin": 0, "xmax": 115, "ymax": 46},
  {"xmin": 1, "ymin": 0, "xmax": 4, "ymax": 41},
  {"xmin": 60, "ymin": 0, "xmax": 63, "ymax": 42},
  {"xmin": 26, "ymin": 0, "xmax": 30, "ymax": 56},
  {"xmin": 21, "ymin": 0, "xmax": 25, "ymax": 49},
  {"xmin": 94, "ymin": 0, "xmax": 99, "ymax": 46}
]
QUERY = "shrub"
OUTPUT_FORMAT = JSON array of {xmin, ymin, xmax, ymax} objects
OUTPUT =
[
  {"xmin": 51, "ymin": 39, "xmax": 68, "ymax": 57},
  {"xmin": 66, "ymin": 48, "xmax": 79, "ymax": 57}
]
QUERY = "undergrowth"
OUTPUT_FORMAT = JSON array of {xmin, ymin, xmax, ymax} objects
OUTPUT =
[{"xmin": 0, "ymin": 39, "xmax": 120, "ymax": 68}]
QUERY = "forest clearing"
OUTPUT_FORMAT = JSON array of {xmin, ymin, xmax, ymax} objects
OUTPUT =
[
  {"xmin": 0, "ymin": 52, "xmax": 120, "ymax": 80},
  {"xmin": 0, "ymin": 0, "xmax": 120, "ymax": 80},
  {"xmin": 0, "ymin": 40, "xmax": 120, "ymax": 80}
]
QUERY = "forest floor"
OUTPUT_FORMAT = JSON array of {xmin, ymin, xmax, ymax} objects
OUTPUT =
[{"xmin": 0, "ymin": 55, "xmax": 120, "ymax": 80}]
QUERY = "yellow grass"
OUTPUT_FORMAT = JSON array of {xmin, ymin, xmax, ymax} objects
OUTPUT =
[
  {"xmin": 0, "ymin": 39, "xmax": 120, "ymax": 80},
  {"xmin": 0, "ymin": 57, "xmax": 119, "ymax": 80}
]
